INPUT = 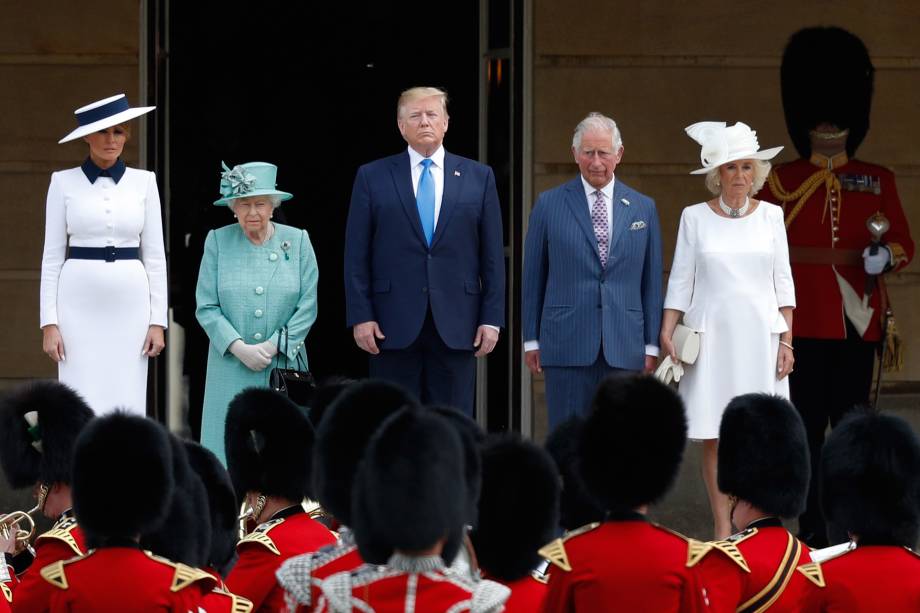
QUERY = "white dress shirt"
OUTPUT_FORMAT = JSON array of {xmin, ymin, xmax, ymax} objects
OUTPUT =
[{"xmin": 524, "ymin": 176, "xmax": 657, "ymax": 357}]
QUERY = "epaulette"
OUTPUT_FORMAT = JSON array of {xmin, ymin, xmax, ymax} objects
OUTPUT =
[
  {"xmin": 238, "ymin": 518, "xmax": 284, "ymax": 555},
  {"xmin": 212, "ymin": 586, "xmax": 254, "ymax": 613},
  {"xmin": 472, "ymin": 578, "xmax": 511, "ymax": 613},
  {"xmin": 143, "ymin": 552, "xmax": 217, "ymax": 592},
  {"xmin": 537, "ymin": 522, "xmax": 601, "ymax": 572},
  {"xmin": 797, "ymin": 543, "xmax": 857, "ymax": 588},
  {"xmin": 40, "ymin": 561, "xmax": 69, "ymax": 590},
  {"xmin": 36, "ymin": 517, "xmax": 83, "ymax": 556},
  {"xmin": 657, "ymin": 524, "xmax": 751, "ymax": 573}
]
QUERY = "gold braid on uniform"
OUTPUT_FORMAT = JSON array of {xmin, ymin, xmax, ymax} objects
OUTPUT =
[{"xmin": 767, "ymin": 168, "xmax": 842, "ymax": 228}]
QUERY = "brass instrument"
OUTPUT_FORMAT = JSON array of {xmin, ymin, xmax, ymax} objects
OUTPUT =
[{"xmin": 0, "ymin": 505, "xmax": 41, "ymax": 557}]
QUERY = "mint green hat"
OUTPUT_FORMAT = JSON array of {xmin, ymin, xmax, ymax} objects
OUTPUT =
[{"xmin": 214, "ymin": 161, "xmax": 294, "ymax": 206}]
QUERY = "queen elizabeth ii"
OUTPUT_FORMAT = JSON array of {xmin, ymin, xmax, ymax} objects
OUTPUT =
[{"xmin": 196, "ymin": 161, "xmax": 318, "ymax": 464}]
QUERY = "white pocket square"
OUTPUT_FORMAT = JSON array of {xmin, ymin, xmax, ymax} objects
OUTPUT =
[{"xmin": 629, "ymin": 220, "xmax": 647, "ymax": 230}]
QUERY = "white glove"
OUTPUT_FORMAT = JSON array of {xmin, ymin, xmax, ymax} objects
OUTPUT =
[
  {"xmin": 256, "ymin": 339, "xmax": 278, "ymax": 358},
  {"xmin": 862, "ymin": 245, "xmax": 891, "ymax": 275},
  {"xmin": 229, "ymin": 339, "xmax": 272, "ymax": 372}
]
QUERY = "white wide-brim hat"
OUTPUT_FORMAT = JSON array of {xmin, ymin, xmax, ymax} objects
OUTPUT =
[
  {"xmin": 685, "ymin": 121, "xmax": 783, "ymax": 175},
  {"xmin": 58, "ymin": 94, "xmax": 155, "ymax": 144}
]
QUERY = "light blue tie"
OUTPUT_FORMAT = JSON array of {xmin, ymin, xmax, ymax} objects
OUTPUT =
[{"xmin": 416, "ymin": 159, "xmax": 435, "ymax": 245}]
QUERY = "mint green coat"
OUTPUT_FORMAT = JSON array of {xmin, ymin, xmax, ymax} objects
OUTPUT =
[{"xmin": 196, "ymin": 223, "xmax": 318, "ymax": 464}]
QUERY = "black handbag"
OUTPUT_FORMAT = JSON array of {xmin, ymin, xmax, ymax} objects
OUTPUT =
[{"xmin": 269, "ymin": 327, "xmax": 316, "ymax": 406}]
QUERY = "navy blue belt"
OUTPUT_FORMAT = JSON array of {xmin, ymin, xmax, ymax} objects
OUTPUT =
[{"xmin": 68, "ymin": 246, "xmax": 140, "ymax": 262}]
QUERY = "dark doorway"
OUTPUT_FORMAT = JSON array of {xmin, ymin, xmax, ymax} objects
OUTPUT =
[{"xmin": 166, "ymin": 2, "xmax": 487, "ymax": 434}]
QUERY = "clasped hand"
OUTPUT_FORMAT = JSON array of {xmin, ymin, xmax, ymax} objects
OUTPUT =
[{"xmin": 230, "ymin": 339, "xmax": 278, "ymax": 372}]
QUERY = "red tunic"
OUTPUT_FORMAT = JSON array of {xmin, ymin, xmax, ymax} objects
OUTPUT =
[
  {"xmin": 8, "ymin": 515, "xmax": 87, "ymax": 613},
  {"xmin": 200, "ymin": 567, "xmax": 254, "ymax": 613},
  {"xmin": 226, "ymin": 510, "xmax": 336, "ymax": 612},
  {"xmin": 540, "ymin": 520, "xmax": 710, "ymax": 612},
  {"xmin": 318, "ymin": 554, "xmax": 510, "ymax": 613},
  {"xmin": 1, "ymin": 561, "xmax": 12, "ymax": 613},
  {"xmin": 499, "ymin": 574, "xmax": 548, "ymax": 613},
  {"xmin": 695, "ymin": 521, "xmax": 810, "ymax": 611},
  {"xmin": 798, "ymin": 545, "xmax": 920, "ymax": 612},
  {"xmin": 759, "ymin": 155, "xmax": 914, "ymax": 341},
  {"xmin": 275, "ymin": 533, "xmax": 363, "ymax": 612},
  {"xmin": 40, "ymin": 546, "xmax": 215, "ymax": 612}
]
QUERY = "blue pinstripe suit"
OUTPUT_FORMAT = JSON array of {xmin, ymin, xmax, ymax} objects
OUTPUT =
[{"xmin": 523, "ymin": 176, "xmax": 663, "ymax": 426}]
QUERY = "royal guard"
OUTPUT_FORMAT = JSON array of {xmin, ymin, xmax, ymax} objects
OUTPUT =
[
  {"xmin": 0, "ymin": 381, "xmax": 93, "ymax": 612},
  {"xmin": 758, "ymin": 26, "xmax": 915, "ymax": 548},
  {"xmin": 276, "ymin": 380, "xmax": 417, "ymax": 612},
  {"xmin": 543, "ymin": 416, "xmax": 605, "ymax": 532},
  {"xmin": 797, "ymin": 410, "xmax": 920, "ymax": 610},
  {"xmin": 185, "ymin": 441, "xmax": 254, "ymax": 613},
  {"xmin": 695, "ymin": 394, "xmax": 812, "ymax": 611},
  {"xmin": 540, "ymin": 375, "xmax": 712, "ymax": 612},
  {"xmin": 430, "ymin": 404, "xmax": 486, "ymax": 580},
  {"xmin": 224, "ymin": 388, "xmax": 335, "ymax": 611},
  {"xmin": 318, "ymin": 407, "xmax": 510, "ymax": 612},
  {"xmin": 469, "ymin": 435, "xmax": 560, "ymax": 612},
  {"xmin": 41, "ymin": 412, "xmax": 216, "ymax": 610}
]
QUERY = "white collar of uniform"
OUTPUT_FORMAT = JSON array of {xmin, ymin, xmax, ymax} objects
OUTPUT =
[
  {"xmin": 580, "ymin": 175, "xmax": 614, "ymax": 201},
  {"xmin": 408, "ymin": 144, "xmax": 446, "ymax": 169}
]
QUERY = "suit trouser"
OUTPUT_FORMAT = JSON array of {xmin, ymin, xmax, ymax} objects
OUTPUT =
[
  {"xmin": 790, "ymin": 319, "xmax": 875, "ymax": 547},
  {"xmin": 544, "ymin": 350, "xmax": 628, "ymax": 431},
  {"xmin": 369, "ymin": 309, "xmax": 476, "ymax": 416}
]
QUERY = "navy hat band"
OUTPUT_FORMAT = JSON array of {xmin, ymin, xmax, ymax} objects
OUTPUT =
[{"xmin": 76, "ymin": 96, "xmax": 131, "ymax": 127}]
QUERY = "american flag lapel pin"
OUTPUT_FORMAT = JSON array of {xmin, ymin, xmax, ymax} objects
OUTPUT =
[{"xmin": 454, "ymin": 170, "xmax": 461, "ymax": 176}]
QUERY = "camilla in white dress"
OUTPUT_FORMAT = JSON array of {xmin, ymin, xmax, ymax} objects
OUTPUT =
[
  {"xmin": 661, "ymin": 121, "xmax": 795, "ymax": 539},
  {"xmin": 39, "ymin": 95, "xmax": 166, "ymax": 416}
]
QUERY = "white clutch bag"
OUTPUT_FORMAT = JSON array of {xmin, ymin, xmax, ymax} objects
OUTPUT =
[
  {"xmin": 654, "ymin": 324, "xmax": 701, "ymax": 384},
  {"xmin": 671, "ymin": 324, "xmax": 700, "ymax": 365}
]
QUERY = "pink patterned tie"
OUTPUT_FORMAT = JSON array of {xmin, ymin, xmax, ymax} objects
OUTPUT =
[{"xmin": 592, "ymin": 190, "xmax": 609, "ymax": 268}]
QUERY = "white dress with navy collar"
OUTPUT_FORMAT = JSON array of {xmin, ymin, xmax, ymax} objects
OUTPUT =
[{"xmin": 39, "ymin": 161, "xmax": 167, "ymax": 416}]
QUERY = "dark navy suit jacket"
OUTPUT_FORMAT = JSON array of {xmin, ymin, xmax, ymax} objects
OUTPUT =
[
  {"xmin": 344, "ymin": 150, "xmax": 505, "ymax": 351},
  {"xmin": 522, "ymin": 177, "xmax": 663, "ymax": 369}
]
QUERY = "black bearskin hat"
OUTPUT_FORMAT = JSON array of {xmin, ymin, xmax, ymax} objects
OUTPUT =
[
  {"xmin": 185, "ymin": 441, "xmax": 238, "ymax": 575},
  {"xmin": 73, "ymin": 412, "xmax": 173, "ymax": 542},
  {"xmin": 429, "ymin": 405, "xmax": 484, "ymax": 524},
  {"xmin": 781, "ymin": 27, "xmax": 874, "ymax": 158},
  {"xmin": 821, "ymin": 410, "xmax": 920, "ymax": 547},
  {"xmin": 0, "ymin": 380, "xmax": 94, "ymax": 488},
  {"xmin": 544, "ymin": 416, "xmax": 605, "ymax": 531},
  {"xmin": 225, "ymin": 388, "xmax": 315, "ymax": 503},
  {"xmin": 718, "ymin": 394, "xmax": 810, "ymax": 518},
  {"xmin": 429, "ymin": 405, "xmax": 485, "ymax": 565},
  {"xmin": 141, "ymin": 433, "xmax": 211, "ymax": 567},
  {"xmin": 307, "ymin": 376, "xmax": 356, "ymax": 428},
  {"xmin": 470, "ymin": 435, "xmax": 560, "ymax": 582},
  {"xmin": 313, "ymin": 380, "xmax": 418, "ymax": 525},
  {"xmin": 351, "ymin": 407, "xmax": 467, "ymax": 561},
  {"xmin": 580, "ymin": 375, "xmax": 687, "ymax": 511}
]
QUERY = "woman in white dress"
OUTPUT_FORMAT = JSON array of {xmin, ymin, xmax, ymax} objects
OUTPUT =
[
  {"xmin": 40, "ymin": 94, "xmax": 167, "ymax": 415},
  {"xmin": 661, "ymin": 122, "xmax": 795, "ymax": 539}
]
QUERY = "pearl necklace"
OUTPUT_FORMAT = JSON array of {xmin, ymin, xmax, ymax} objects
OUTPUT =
[{"xmin": 719, "ymin": 196, "xmax": 750, "ymax": 218}]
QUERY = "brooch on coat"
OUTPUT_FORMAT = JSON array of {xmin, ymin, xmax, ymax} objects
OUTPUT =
[
  {"xmin": 280, "ymin": 240, "xmax": 291, "ymax": 260},
  {"xmin": 630, "ymin": 220, "xmax": 647, "ymax": 230}
]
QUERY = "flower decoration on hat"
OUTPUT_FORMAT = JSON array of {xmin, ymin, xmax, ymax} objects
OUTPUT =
[{"xmin": 220, "ymin": 161, "xmax": 258, "ymax": 198}]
